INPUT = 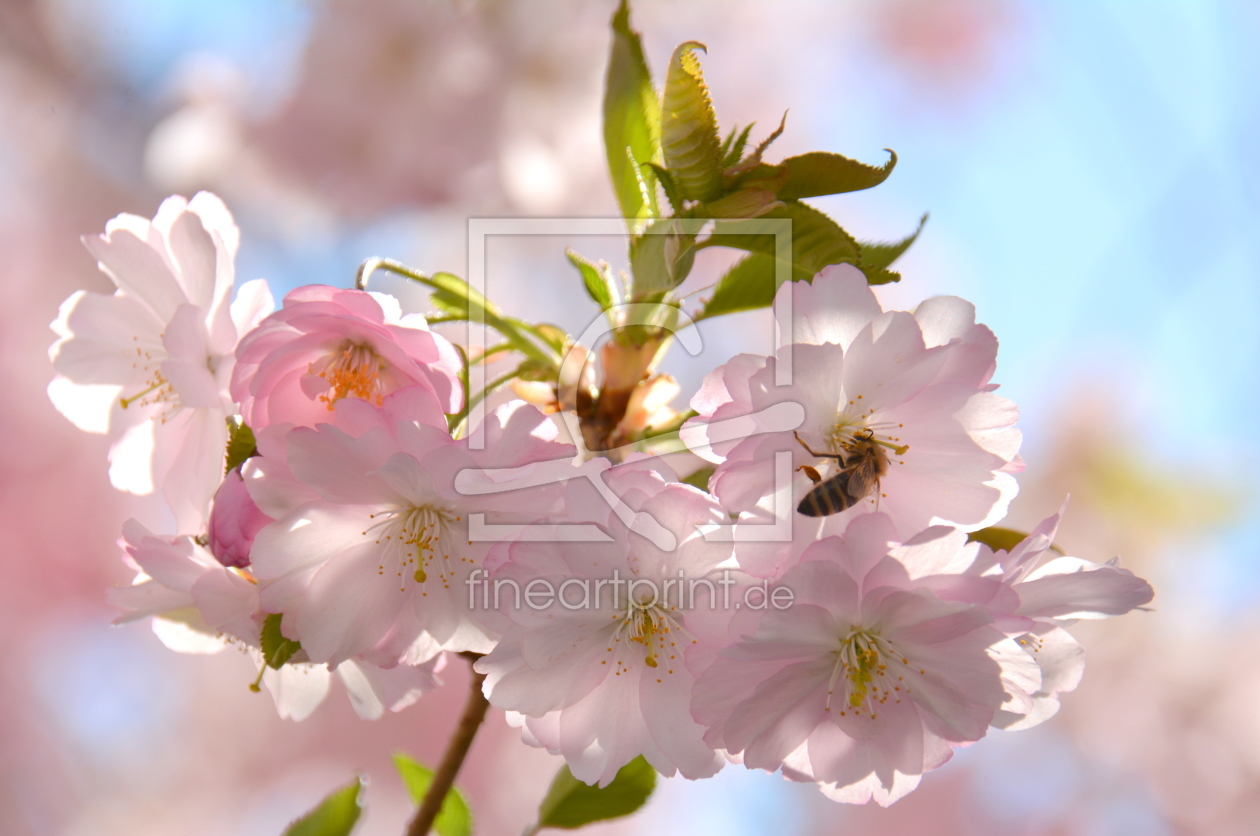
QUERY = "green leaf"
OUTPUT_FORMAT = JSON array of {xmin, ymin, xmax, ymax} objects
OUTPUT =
[
  {"xmin": 224, "ymin": 417, "xmax": 257, "ymax": 474},
  {"xmin": 856, "ymin": 266, "xmax": 902, "ymax": 286},
  {"xmin": 630, "ymin": 219, "xmax": 697, "ymax": 297},
  {"xmin": 966, "ymin": 527, "xmax": 1029, "ymax": 554},
  {"xmin": 681, "ymin": 466, "xmax": 714, "ymax": 492},
  {"xmin": 261, "ymin": 613, "xmax": 301, "ymax": 670},
  {"xmin": 423, "ymin": 271, "xmax": 501, "ymax": 321},
  {"xmin": 565, "ymin": 249, "xmax": 617, "ymax": 311},
  {"xmin": 858, "ymin": 213, "xmax": 928, "ymax": 272},
  {"xmin": 711, "ymin": 201, "xmax": 860, "ymax": 273},
  {"xmin": 282, "ymin": 778, "xmax": 363, "ymax": 836},
  {"xmin": 697, "ymin": 253, "xmax": 799, "ymax": 319},
  {"xmin": 534, "ymin": 756, "xmax": 656, "ymax": 831},
  {"xmin": 645, "ymin": 162, "xmax": 684, "ymax": 215},
  {"xmin": 532, "ymin": 323, "xmax": 571, "ymax": 354},
  {"xmin": 777, "ymin": 149, "xmax": 897, "ymax": 200},
  {"xmin": 967, "ymin": 527, "xmax": 1065, "ymax": 556},
  {"xmin": 701, "ymin": 202, "xmax": 894, "ymax": 318},
  {"xmin": 701, "ymin": 187, "xmax": 782, "ymax": 219},
  {"xmin": 661, "ymin": 42, "xmax": 723, "ymax": 201},
  {"xmin": 410, "ymin": 270, "xmax": 554, "ymax": 364},
  {"xmin": 604, "ymin": 0, "xmax": 660, "ymax": 223},
  {"xmin": 719, "ymin": 122, "xmax": 755, "ymax": 169},
  {"xmin": 393, "ymin": 754, "xmax": 473, "ymax": 836}
]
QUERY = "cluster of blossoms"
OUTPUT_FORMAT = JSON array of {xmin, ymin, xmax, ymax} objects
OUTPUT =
[{"xmin": 50, "ymin": 194, "xmax": 1152, "ymax": 806}]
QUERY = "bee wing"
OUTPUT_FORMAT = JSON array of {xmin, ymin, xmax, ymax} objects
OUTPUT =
[{"xmin": 844, "ymin": 458, "xmax": 880, "ymax": 502}]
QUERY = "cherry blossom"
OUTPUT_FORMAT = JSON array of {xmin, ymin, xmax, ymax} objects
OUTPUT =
[
  {"xmin": 694, "ymin": 513, "xmax": 1039, "ymax": 806},
  {"xmin": 231, "ymin": 284, "xmax": 462, "ymax": 433},
  {"xmin": 244, "ymin": 386, "xmax": 574, "ymax": 669},
  {"xmin": 475, "ymin": 458, "xmax": 731, "ymax": 786},
  {"xmin": 962, "ymin": 505, "xmax": 1155, "ymax": 730},
  {"xmin": 207, "ymin": 468, "xmax": 273, "ymax": 568},
  {"xmin": 48, "ymin": 192, "xmax": 274, "ymax": 529},
  {"xmin": 682, "ymin": 264, "xmax": 1021, "ymax": 578},
  {"xmin": 109, "ymin": 518, "xmax": 441, "ymax": 721}
]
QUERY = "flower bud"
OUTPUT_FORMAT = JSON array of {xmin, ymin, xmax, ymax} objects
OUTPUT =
[{"xmin": 207, "ymin": 469, "xmax": 272, "ymax": 568}]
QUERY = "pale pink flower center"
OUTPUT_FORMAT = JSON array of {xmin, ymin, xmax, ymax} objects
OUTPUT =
[
  {"xmin": 119, "ymin": 337, "xmax": 178, "ymax": 421},
  {"xmin": 825, "ymin": 629, "xmax": 918, "ymax": 720},
  {"xmin": 312, "ymin": 341, "xmax": 386, "ymax": 409},
  {"xmin": 605, "ymin": 597, "xmax": 691, "ymax": 678},
  {"xmin": 365, "ymin": 505, "xmax": 459, "ymax": 593},
  {"xmin": 824, "ymin": 396, "xmax": 907, "ymax": 458}
]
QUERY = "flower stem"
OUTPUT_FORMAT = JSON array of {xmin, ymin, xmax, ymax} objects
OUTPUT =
[{"xmin": 405, "ymin": 652, "xmax": 489, "ymax": 836}]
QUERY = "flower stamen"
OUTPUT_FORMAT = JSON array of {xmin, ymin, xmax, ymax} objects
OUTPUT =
[{"xmin": 314, "ymin": 341, "xmax": 386, "ymax": 409}]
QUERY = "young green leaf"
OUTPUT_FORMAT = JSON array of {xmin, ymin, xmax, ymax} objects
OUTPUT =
[
  {"xmin": 565, "ymin": 249, "xmax": 617, "ymax": 312},
  {"xmin": 282, "ymin": 778, "xmax": 363, "ymax": 836},
  {"xmin": 224, "ymin": 416, "xmax": 257, "ymax": 474},
  {"xmin": 681, "ymin": 466, "xmax": 714, "ymax": 492},
  {"xmin": 697, "ymin": 253, "xmax": 801, "ymax": 319},
  {"xmin": 710, "ymin": 201, "xmax": 860, "ymax": 273},
  {"xmin": 702, "ymin": 202, "xmax": 912, "ymax": 319},
  {"xmin": 261, "ymin": 613, "xmax": 302, "ymax": 670},
  {"xmin": 719, "ymin": 122, "xmax": 755, "ymax": 169},
  {"xmin": 858, "ymin": 213, "xmax": 928, "ymax": 272},
  {"xmin": 857, "ymin": 266, "xmax": 902, "ymax": 286},
  {"xmin": 701, "ymin": 187, "xmax": 782, "ymax": 219},
  {"xmin": 392, "ymin": 753, "xmax": 473, "ymax": 836},
  {"xmin": 966, "ymin": 527, "xmax": 1030, "ymax": 554},
  {"xmin": 967, "ymin": 526, "xmax": 1064, "ymax": 556},
  {"xmin": 661, "ymin": 42, "xmax": 723, "ymax": 201},
  {"xmin": 604, "ymin": 0, "xmax": 660, "ymax": 224},
  {"xmin": 777, "ymin": 149, "xmax": 897, "ymax": 200},
  {"xmin": 644, "ymin": 162, "xmax": 684, "ymax": 214},
  {"xmin": 532, "ymin": 756, "xmax": 657, "ymax": 831},
  {"xmin": 629, "ymin": 219, "xmax": 696, "ymax": 297}
]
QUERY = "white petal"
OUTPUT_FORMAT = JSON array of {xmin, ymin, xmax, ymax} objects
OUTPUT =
[
  {"xmin": 152, "ymin": 613, "xmax": 227, "ymax": 654},
  {"xmin": 265, "ymin": 663, "xmax": 333, "ymax": 721},
  {"xmin": 336, "ymin": 658, "xmax": 441, "ymax": 720},
  {"xmin": 109, "ymin": 420, "xmax": 157, "ymax": 495},
  {"xmin": 50, "ymin": 290, "xmax": 164, "ymax": 386},
  {"xmin": 912, "ymin": 295, "xmax": 977, "ymax": 348},
  {"xmin": 48, "ymin": 377, "xmax": 121, "ymax": 434},
  {"xmin": 82, "ymin": 226, "xmax": 186, "ymax": 323},
  {"xmin": 230, "ymin": 278, "xmax": 276, "ymax": 336}
]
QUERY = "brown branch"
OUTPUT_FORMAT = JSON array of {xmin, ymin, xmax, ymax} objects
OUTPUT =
[{"xmin": 405, "ymin": 652, "xmax": 490, "ymax": 836}]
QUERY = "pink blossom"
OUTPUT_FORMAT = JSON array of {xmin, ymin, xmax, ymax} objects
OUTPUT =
[
  {"xmin": 48, "ymin": 192, "xmax": 274, "ymax": 529},
  {"xmin": 109, "ymin": 518, "xmax": 441, "ymax": 721},
  {"xmin": 694, "ymin": 513, "xmax": 1038, "ymax": 806},
  {"xmin": 962, "ymin": 504, "xmax": 1155, "ymax": 730},
  {"xmin": 207, "ymin": 468, "xmax": 274, "ymax": 568},
  {"xmin": 476, "ymin": 459, "xmax": 730, "ymax": 786},
  {"xmin": 231, "ymin": 285, "xmax": 462, "ymax": 433},
  {"xmin": 245, "ymin": 386, "xmax": 574, "ymax": 669},
  {"xmin": 681, "ymin": 264, "xmax": 1021, "ymax": 578}
]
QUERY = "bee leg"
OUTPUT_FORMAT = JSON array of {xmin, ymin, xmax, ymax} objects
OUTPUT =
[
  {"xmin": 793, "ymin": 431, "xmax": 843, "ymax": 461},
  {"xmin": 797, "ymin": 464, "xmax": 823, "ymax": 485}
]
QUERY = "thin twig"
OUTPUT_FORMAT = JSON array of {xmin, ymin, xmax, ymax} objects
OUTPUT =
[{"xmin": 405, "ymin": 652, "xmax": 490, "ymax": 836}]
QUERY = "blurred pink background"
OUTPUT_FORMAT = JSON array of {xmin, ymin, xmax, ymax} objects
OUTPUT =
[{"xmin": 3, "ymin": 1, "xmax": 1258, "ymax": 834}]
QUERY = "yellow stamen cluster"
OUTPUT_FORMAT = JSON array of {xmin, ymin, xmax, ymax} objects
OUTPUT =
[
  {"xmin": 316, "ymin": 341, "xmax": 385, "ymax": 409},
  {"xmin": 605, "ymin": 597, "xmax": 692, "ymax": 680},
  {"xmin": 365, "ymin": 506, "xmax": 461, "ymax": 593},
  {"xmin": 120, "ymin": 336, "xmax": 178, "ymax": 421},
  {"xmin": 826, "ymin": 629, "xmax": 920, "ymax": 720},
  {"xmin": 827, "ymin": 398, "xmax": 909, "ymax": 457}
]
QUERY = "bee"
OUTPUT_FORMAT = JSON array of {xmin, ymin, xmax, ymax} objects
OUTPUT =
[{"xmin": 793, "ymin": 430, "xmax": 906, "ymax": 517}]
